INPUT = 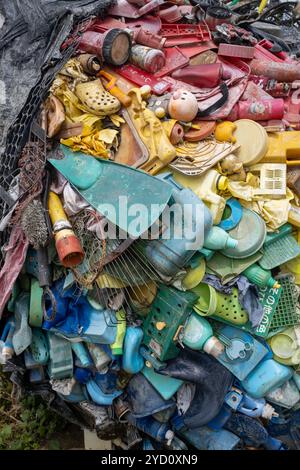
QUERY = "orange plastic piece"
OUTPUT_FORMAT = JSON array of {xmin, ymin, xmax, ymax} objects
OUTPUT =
[{"xmin": 99, "ymin": 70, "xmax": 132, "ymax": 107}]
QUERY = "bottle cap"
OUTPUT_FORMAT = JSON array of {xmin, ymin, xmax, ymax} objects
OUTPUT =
[{"xmin": 203, "ymin": 336, "xmax": 224, "ymax": 358}]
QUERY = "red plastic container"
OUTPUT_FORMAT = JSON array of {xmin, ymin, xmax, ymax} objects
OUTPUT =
[{"xmin": 228, "ymin": 98, "xmax": 285, "ymax": 121}]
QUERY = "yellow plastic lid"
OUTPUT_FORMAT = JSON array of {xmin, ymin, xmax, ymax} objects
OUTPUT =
[
  {"xmin": 233, "ymin": 119, "xmax": 268, "ymax": 166},
  {"xmin": 269, "ymin": 333, "xmax": 295, "ymax": 359}
]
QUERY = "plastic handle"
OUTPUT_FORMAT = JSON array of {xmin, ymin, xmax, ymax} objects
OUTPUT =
[{"xmin": 99, "ymin": 71, "xmax": 132, "ymax": 107}]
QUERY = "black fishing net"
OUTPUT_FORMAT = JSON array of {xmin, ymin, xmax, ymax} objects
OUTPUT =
[{"xmin": 0, "ymin": 0, "xmax": 116, "ymax": 262}]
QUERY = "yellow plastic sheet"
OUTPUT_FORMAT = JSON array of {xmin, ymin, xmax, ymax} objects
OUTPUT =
[
  {"xmin": 225, "ymin": 173, "xmax": 294, "ymax": 230},
  {"xmin": 52, "ymin": 75, "xmax": 124, "ymax": 158}
]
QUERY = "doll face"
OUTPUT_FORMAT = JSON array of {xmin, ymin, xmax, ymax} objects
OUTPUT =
[{"xmin": 168, "ymin": 89, "xmax": 198, "ymax": 122}]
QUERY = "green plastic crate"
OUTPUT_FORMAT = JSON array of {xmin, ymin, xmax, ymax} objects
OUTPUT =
[
  {"xmin": 142, "ymin": 285, "xmax": 197, "ymax": 361},
  {"xmin": 269, "ymin": 273, "xmax": 300, "ymax": 330}
]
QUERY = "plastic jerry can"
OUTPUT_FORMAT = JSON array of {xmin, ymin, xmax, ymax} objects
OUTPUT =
[
  {"xmin": 172, "ymin": 169, "xmax": 228, "ymax": 224},
  {"xmin": 141, "ymin": 173, "xmax": 213, "ymax": 278},
  {"xmin": 240, "ymin": 359, "xmax": 293, "ymax": 398}
]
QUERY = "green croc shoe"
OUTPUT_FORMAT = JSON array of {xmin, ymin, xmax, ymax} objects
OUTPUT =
[{"xmin": 192, "ymin": 283, "xmax": 249, "ymax": 326}]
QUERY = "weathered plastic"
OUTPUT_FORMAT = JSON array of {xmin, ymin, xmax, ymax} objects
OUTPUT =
[
  {"xmin": 178, "ymin": 427, "xmax": 240, "ymax": 450},
  {"xmin": 140, "ymin": 173, "xmax": 213, "ymax": 278},
  {"xmin": 142, "ymin": 286, "xmax": 197, "ymax": 361},
  {"xmin": 241, "ymin": 359, "xmax": 293, "ymax": 398},
  {"xmin": 122, "ymin": 327, "xmax": 144, "ymax": 375},
  {"xmin": 50, "ymin": 146, "xmax": 174, "ymax": 238}
]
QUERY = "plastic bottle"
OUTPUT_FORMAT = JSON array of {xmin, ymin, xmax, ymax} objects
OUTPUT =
[
  {"xmin": 242, "ymin": 263, "xmax": 280, "ymax": 289},
  {"xmin": 173, "ymin": 169, "xmax": 228, "ymax": 224},
  {"xmin": 71, "ymin": 343, "xmax": 93, "ymax": 368},
  {"xmin": 182, "ymin": 313, "xmax": 224, "ymax": 358},
  {"xmin": 224, "ymin": 388, "xmax": 278, "ymax": 419},
  {"xmin": 228, "ymin": 99, "xmax": 285, "ymax": 122},
  {"xmin": 204, "ymin": 226, "xmax": 238, "ymax": 251},
  {"xmin": 288, "ymin": 204, "xmax": 300, "ymax": 228},
  {"xmin": 130, "ymin": 45, "xmax": 166, "ymax": 73}
]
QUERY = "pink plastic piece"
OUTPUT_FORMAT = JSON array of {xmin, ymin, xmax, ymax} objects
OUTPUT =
[
  {"xmin": 109, "ymin": 0, "xmax": 163, "ymax": 19},
  {"xmin": 161, "ymin": 23, "xmax": 211, "ymax": 41},
  {"xmin": 154, "ymin": 47, "xmax": 189, "ymax": 78},
  {"xmin": 114, "ymin": 64, "xmax": 172, "ymax": 95},
  {"xmin": 158, "ymin": 3, "xmax": 183, "ymax": 23},
  {"xmin": 218, "ymin": 43, "xmax": 254, "ymax": 59},
  {"xmin": 125, "ymin": 15, "xmax": 162, "ymax": 34},
  {"xmin": 133, "ymin": 28, "xmax": 165, "ymax": 49},
  {"xmin": 254, "ymin": 44, "xmax": 285, "ymax": 63}
]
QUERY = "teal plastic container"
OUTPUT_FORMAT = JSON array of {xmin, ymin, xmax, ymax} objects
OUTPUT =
[
  {"xmin": 183, "ymin": 313, "xmax": 213, "ymax": 350},
  {"xmin": 204, "ymin": 226, "xmax": 238, "ymax": 251},
  {"xmin": 241, "ymin": 359, "xmax": 293, "ymax": 398}
]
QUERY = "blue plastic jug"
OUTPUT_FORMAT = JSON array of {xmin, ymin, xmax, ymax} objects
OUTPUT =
[
  {"xmin": 241, "ymin": 359, "xmax": 293, "ymax": 398},
  {"xmin": 141, "ymin": 173, "xmax": 213, "ymax": 278}
]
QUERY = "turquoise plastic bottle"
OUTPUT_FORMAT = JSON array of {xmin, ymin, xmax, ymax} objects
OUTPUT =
[
  {"xmin": 182, "ymin": 313, "xmax": 224, "ymax": 357},
  {"xmin": 241, "ymin": 359, "xmax": 293, "ymax": 398},
  {"xmin": 204, "ymin": 226, "xmax": 238, "ymax": 251}
]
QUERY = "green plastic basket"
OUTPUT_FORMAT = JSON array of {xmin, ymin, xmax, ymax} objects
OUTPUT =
[{"xmin": 269, "ymin": 274, "xmax": 300, "ymax": 330}]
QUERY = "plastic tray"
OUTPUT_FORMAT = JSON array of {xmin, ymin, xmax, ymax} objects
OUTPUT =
[{"xmin": 161, "ymin": 23, "xmax": 211, "ymax": 41}]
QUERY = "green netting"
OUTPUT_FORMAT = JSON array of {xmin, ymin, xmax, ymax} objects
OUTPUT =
[{"xmin": 270, "ymin": 274, "xmax": 300, "ymax": 330}]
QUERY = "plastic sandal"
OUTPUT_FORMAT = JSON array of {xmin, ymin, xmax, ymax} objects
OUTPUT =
[
  {"xmin": 192, "ymin": 283, "xmax": 249, "ymax": 326},
  {"xmin": 75, "ymin": 79, "xmax": 121, "ymax": 116}
]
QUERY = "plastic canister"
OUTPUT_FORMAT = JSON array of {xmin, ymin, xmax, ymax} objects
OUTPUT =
[
  {"xmin": 240, "ymin": 359, "xmax": 293, "ymax": 398},
  {"xmin": 228, "ymin": 99, "xmax": 285, "ymax": 122},
  {"xmin": 130, "ymin": 45, "xmax": 166, "ymax": 73},
  {"xmin": 172, "ymin": 169, "xmax": 228, "ymax": 224}
]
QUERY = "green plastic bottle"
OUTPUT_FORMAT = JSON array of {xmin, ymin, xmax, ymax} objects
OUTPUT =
[
  {"xmin": 182, "ymin": 313, "xmax": 224, "ymax": 358},
  {"xmin": 242, "ymin": 263, "xmax": 280, "ymax": 289}
]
